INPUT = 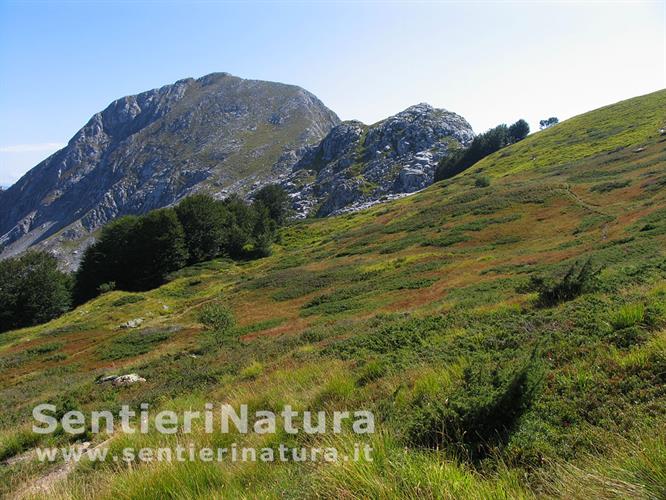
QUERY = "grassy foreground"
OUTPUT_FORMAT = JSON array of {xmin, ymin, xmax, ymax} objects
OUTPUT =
[{"xmin": 1, "ymin": 89, "xmax": 665, "ymax": 498}]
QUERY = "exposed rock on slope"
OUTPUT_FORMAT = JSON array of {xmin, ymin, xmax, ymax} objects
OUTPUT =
[
  {"xmin": 0, "ymin": 73, "xmax": 339, "ymax": 269},
  {"xmin": 0, "ymin": 75, "xmax": 474, "ymax": 269},
  {"xmin": 284, "ymin": 103, "xmax": 474, "ymax": 216}
]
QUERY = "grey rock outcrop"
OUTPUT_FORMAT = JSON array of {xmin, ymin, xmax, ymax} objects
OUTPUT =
[
  {"xmin": 0, "ymin": 73, "xmax": 339, "ymax": 270},
  {"xmin": 284, "ymin": 103, "xmax": 474, "ymax": 216}
]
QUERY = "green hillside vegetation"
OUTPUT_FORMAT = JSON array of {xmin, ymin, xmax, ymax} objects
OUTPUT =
[
  {"xmin": 435, "ymin": 119, "xmax": 530, "ymax": 181},
  {"xmin": 0, "ymin": 90, "xmax": 665, "ymax": 498},
  {"xmin": 467, "ymin": 90, "xmax": 666, "ymax": 178},
  {"xmin": 0, "ymin": 186, "xmax": 288, "ymax": 332}
]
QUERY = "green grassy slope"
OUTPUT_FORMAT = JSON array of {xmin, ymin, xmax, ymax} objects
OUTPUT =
[
  {"xmin": 1, "ymin": 90, "xmax": 665, "ymax": 498},
  {"xmin": 468, "ymin": 89, "xmax": 666, "ymax": 177}
]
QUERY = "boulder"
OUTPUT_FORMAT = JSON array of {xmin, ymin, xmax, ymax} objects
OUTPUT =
[
  {"xmin": 120, "ymin": 318, "xmax": 144, "ymax": 329},
  {"xmin": 97, "ymin": 373, "xmax": 146, "ymax": 386},
  {"xmin": 112, "ymin": 374, "xmax": 146, "ymax": 386}
]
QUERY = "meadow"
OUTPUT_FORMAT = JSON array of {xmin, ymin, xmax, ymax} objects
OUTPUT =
[{"xmin": 0, "ymin": 89, "xmax": 665, "ymax": 499}]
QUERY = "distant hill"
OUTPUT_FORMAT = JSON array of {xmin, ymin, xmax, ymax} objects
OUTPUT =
[
  {"xmin": 3, "ymin": 71, "xmax": 662, "ymax": 289},
  {"xmin": 0, "ymin": 73, "xmax": 340, "ymax": 269},
  {"xmin": 0, "ymin": 74, "xmax": 478, "ymax": 270}
]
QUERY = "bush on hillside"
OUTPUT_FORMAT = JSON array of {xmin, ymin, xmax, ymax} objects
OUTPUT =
[
  {"xmin": 198, "ymin": 303, "xmax": 235, "ymax": 333},
  {"xmin": 526, "ymin": 259, "xmax": 600, "ymax": 307},
  {"xmin": 474, "ymin": 176, "xmax": 491, "ymax": 188},
  {"xmin": 0, "ymin": 251, "xmax": 72, "ymax": 333},
  {"xmin": 402, "ymin": 356, "xmax": 541, "ymax": 462}
]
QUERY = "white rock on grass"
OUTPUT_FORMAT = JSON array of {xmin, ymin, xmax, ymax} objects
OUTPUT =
[
  {"xmin": 97, "ymin": 373, "xmax": 146, "ymax": 386},
  {"xmin": 112, "ymin": 374, "xmax": 146, "ymax": 386},
  {"xmin": 120, "ymin": 318, "xmax": 144, "ymax": 329}
]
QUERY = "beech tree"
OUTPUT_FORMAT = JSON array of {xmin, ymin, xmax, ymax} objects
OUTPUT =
[
  {"xmin": 253, "ymin": 184, "xmax": 291, "ymax": 226},
  {"xmin": 176, "ymin": 194, "xmax": 229, "ymax": 264},
  {"xmin": 0, "ymin": 252, "xmax": 72, "ymax": 333},
  {"xmin": 508, "ymin": 119, "xmax": 530, "ymax": 142},
  {"xmin": 130, "ymin": 209, "xmax": 189, "ymax": 290},
  {"xmin": 435, "ymin": 119, "xmax": 530, "ymax": 182}
]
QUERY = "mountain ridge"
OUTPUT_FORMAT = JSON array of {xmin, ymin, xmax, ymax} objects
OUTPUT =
[
  {"xmin": 0, "ymin": 73, "xmax": 473, "ymax": 269},
  {"xmin": 0, "ymin": 73, "xmax": 341, "ymax": 268}
]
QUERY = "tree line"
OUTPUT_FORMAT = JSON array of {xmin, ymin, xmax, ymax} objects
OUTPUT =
[
  {"xmin": 0, "ymin": 185, "xmax": 291, "ymax": 333},
  {"xmin": 434, "ymin": 119, "xmax": 530, "ymax": 182}
]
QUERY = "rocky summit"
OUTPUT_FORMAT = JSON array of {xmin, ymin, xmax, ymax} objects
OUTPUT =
[
  {"xmin": 284, "ymin": 103, "xmax": 474, "ymax": 216},
  {"xmin": 0, "ymin": 75, "xmax": 474, "ymax": 269},
  {"xmin": 0, "ymin": 73, "xmax": 339, "ymax": 269}
]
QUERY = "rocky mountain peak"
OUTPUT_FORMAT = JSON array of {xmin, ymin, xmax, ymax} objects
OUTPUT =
[
  {"xmin": 285, "ymin": 103, "xmax": 474, "ymax": 216},
  {"xmin": 0, "ymin": 73, "xmax": 340, "ymax": 269}
]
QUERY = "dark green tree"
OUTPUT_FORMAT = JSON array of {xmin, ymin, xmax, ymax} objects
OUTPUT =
[
  {"xmin": 539, "ymin": 117, "xmax": 559, "ymax": 130},
  {"xmin": 223, "ymin": 194, "xmax": 256, "ymax": 258},
  {"xmin": 0, "ymin": 251, "xmax": 72, "ymax": 333},
  {"xmin": 508, "ymin": 119, "xmax": 530, "ymax": 143},
  {"xmin": 74, "ymin": 215, "xmax": 139, "ymax": 303},
  {"xmin": 251, "ymin": 205, "xmax": 277, "ymax": 257},
  {"xmin": 253, "ymin": 184, "xmax": 291, "ymax": 225},
  {"xmin": 435, "ymin": 124, "xmax": 510, "ymax": 181},
  {"xmin": 482, "ymin": 124, "xmax": 510, "ymax": 151},
  {"xmin": 175, "ymin": 194, "xmax": 229, "ymax": 264},
  {"xmin": 130, "ymin": 208, "xmax": 189, "ymax": 290}
]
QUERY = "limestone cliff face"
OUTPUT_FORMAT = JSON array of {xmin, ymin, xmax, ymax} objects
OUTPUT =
[
  {"xmin": 0, "ymin": 73, "xmax": 340, "ymax": 269},
  {"xmin": 283, "ymin": 103, "xmax": 474, "ymax": 216}
]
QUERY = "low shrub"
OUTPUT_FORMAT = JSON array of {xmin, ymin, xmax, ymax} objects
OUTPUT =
[
  {"xmin": 609, "ymin": 325, "xmax": 646, "ymax": 349},
  {"xmin": 198, "ymin": 303, "xmax": 235, "ymax": 333},
  {"xmin": 645, "ymin": 298, "xmax": 666, "ymax": 330},
  {"xmin": 100, "ymin": 329, "xmax": 170, "ymax": 360},
  {"xmin": 526, "ymin": 259, "xmax": 600, "ymax": 307},
  {"xmin": 299, "ymin": 328, "xmax": 326, "ymax": 344},
  {"xmin": 97, "ymin": 282, "xmax": 116, "ymax": 294},
  {"xmin": 590, "ymin": 180, "xmax": 631, "ymax": 193},
  {"xmin": 400, "ymin": 356, "xmax": 542, "ymax": 462},
  {"xmin": 27, "ymin": 342, "xmax": 63, "ymax": 355},
  {"xmin": 111, "ymin": 295, "xmax": 145, "ymax": 307},
  {"xmin": 475, "ymin": 176, "xmax": 491, "ymax": 188},
  {"xmin": 421, "ymin": 233, "xmax": 469, "ymax": 248}
]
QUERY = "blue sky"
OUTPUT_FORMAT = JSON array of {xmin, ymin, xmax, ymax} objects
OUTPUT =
[{"xmin": 1, "ymin": 0, "xmax": 664, "ymax": 186}]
